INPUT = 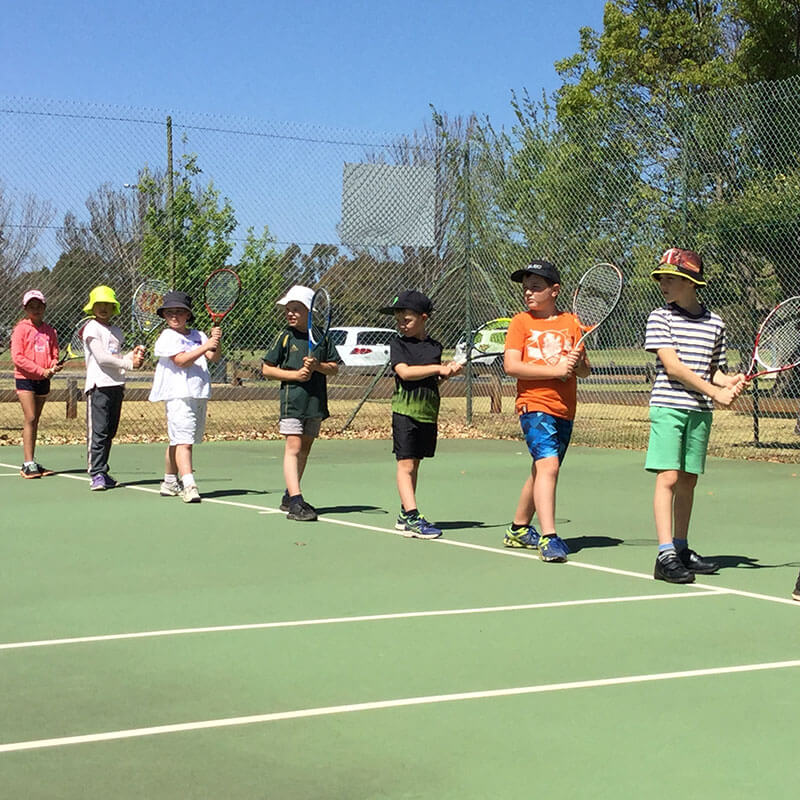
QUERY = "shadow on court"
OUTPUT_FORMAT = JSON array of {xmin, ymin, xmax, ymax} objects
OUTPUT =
[
  {"xmin": 708, "ymin": 554, "xmax": 800, "ymax": 570},
  {"xmin": 316, "ymin": 504, "xmax": 387, "ymax": 515},
  {"xmin": 437, "ymin": 520, "xmax": 505, "ymax": 531},
  {"xmin": 564, "ymin": 535, "xmax": 624, "ymax": 553},
  {"xmin": 199, "ymin": 488, "xmax": 269, "ymax": 499}
]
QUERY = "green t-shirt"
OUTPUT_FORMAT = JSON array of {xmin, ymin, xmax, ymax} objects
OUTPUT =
[
  {"xmin": 389, "ymin": 335, "xmax": 443, "ymax": 423},
  {"xmin": 263, "ymin": 327, "xmax": 338, "ymax": 421}
]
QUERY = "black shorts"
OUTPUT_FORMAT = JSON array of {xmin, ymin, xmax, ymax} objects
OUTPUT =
[
  {"xmin": 15, "ymin": 378, "xmax": 51, "ymax": 396},
  {"xmin": 392, "ymin": 413, "xmax": 437, "ymax": 460}
]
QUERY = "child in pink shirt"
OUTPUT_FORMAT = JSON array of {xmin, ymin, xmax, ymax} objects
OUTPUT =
[{"xmin": 10, "ymin": 290, "xmax": 62, "ymax": 478}]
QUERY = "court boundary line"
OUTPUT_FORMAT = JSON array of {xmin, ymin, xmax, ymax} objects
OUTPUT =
[
  {"xmin": 0, "ymin": 590, "xmax": 718, "ymax": 651},
  {"xmin": 2, "ymin": 657, "xmax": 800, "ymax": 753},
  {"xmin": 1, "ymin": 461, "xmax": 796, "ymax": 607}
]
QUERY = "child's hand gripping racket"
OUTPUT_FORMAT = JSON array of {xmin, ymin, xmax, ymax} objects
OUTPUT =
[
  {"xmin": 57, "ymin": 318, "xmax": 93, "ymax": 365},
  {"xmin": 454, "ymin": 317, "xmax": 511, "ymax": 366},
  {"xmin": 203, "ymin": 268, "xmax": 242, "ymax": 352},
  {"xmin": 132, "ymin": 278, "xmax": 168, "ymax": 356},
  {"xmin": 742, "ymin": 296, "xmax": 800, "ymax": 382},
  {"xmin": 308, "ymin": 287, "xmax": 332, "ymax": 357},
  {"xmin": 572, "ymin": 262, "xmax": 623, "ymax": 349}
]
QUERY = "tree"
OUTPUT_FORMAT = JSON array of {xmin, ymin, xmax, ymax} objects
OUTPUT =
[
  {"xmin": 0, "ymin": 181, "xmax": 53, "ymax": 283},
  {"xmin": 57, "ymin": 181, "xmax": 145, "ymax": 298},
  {"xmin": 139, "ymin": 153, "xmax": 237, "ymax": 294}
]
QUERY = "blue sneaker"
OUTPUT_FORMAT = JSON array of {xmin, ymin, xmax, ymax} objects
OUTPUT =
[
  {"xmin": 538, "ymin": 534, "xmax": 569, "ymax": 563},
  {"xmin": 503, "ymin": 524, "xmax": 540, "ymax": 549},
  {"xmin": 395, "ymin": 511, "xmax": 442, "ymax": 539},
  {"xmin": 90, "ymin": 474, "xmax": 106, "ymax": 491},
  {"xmin": 103, "ymin": 473, "xmax": 118, "ymax": 489}
]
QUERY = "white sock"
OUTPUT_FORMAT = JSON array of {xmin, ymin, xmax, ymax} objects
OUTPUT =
[
  {"xmin": 181, "ymin": 472, "xmax": 196, "ymax": 488},
  {"xmin": 164, "ymin": 473, "xmax": 179, "ymax": 486}
]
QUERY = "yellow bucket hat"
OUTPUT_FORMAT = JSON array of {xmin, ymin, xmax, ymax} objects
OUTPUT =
[{"xmin": 83, "ymin": 285, "xmax": 121, "ymax": 316}]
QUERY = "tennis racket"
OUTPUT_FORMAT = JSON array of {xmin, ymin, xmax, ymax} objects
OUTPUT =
[
  {"xmin": 454, "ymin": 317, "xmax": 511, "ymax": 365},
  {"xmin": 203, "ymin": 268, "xmax": 241, "ymax": 352},
  {"xmin": 572, "ymin": 262, "xmax": 623, "ymax": 349},
  {"xmin": 308, "ymin": 287, "xmax": 332, "ymax": 355},
  {"xmin": 743, "ymin": 296, "xmax": 800, "ymax": 380},
  {"xmin": 131, "ymin": 278, "xmax": 168, "ymax": 346},
  {"xmin": 57, "ymin": 318, "xmax": 93, "ymax": 364}
]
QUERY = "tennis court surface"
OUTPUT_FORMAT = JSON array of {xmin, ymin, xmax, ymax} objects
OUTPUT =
[{"xmin": 2, "ymin": 439, "xmax": 799, "ymax": 799}]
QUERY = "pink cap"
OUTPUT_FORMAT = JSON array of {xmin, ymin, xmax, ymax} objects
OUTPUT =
[{"xmin": 22, "ymin": 289, "xmax": 46, "ymax": 306}]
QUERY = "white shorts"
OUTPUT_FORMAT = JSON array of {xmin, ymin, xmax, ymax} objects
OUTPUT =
[
  {"xmin": 278, "ymin": 417, "xmax": 322, "ymax": 437},
  {"xmin": 165, "ymin": 397, "xmax": 208, "ymax": 445}
]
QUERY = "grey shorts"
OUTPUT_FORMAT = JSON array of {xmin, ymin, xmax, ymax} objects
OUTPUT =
[{"xmin": 279, "ymin": 417, "xmax": 322, "ymax": 437}]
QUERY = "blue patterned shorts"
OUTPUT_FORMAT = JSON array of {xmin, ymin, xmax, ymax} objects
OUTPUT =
[{"xmin": 519, "ymin": 411, "xmax": 573, "ymax": 464}]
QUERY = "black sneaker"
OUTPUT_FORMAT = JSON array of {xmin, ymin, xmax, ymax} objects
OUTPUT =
[
  {"xmin": 792, "ymin": 572, "xmax": 800, "ymax": 602},
  {"xmin": 287, "ymin": 500, "xmax": 318, "ymax": 522},
  {"xmin": 654, "ymin": 553, "xmax": 695, "ymax": 584},
  {"xmin": 20, "ymin": 463, "xmax": 42, "ymax": 479},
  {"xmin": 678, "ymin": 548, "xmax": 719, "ymax": 575},
  {"xmin": 279, "ymin": 492, "xmax": 291, "ymax": 513}
]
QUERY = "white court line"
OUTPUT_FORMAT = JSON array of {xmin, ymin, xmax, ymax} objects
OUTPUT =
[
  {"xmin": 3, "ymin": 657, "xmax": 800, "ymax": 753},
  {"xmin": 2, "ymin": 461, "xmax": 797, "ymax": 607},
  {"xmin": 0, "ymin": 591, "xmax": 718, "ymax": 651}
]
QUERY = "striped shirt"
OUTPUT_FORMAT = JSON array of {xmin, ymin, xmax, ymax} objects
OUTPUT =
[{"xmin": 644, "ymin": 303, "xmax": 727, "ymax": 412}]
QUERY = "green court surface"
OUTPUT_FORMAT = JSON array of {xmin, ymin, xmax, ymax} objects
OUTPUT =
[{"xmin": 1, "ymin": 439, "xmax": 799, "ymax": 799}]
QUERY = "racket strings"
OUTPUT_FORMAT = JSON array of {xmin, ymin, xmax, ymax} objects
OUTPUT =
[
  {"xmin": 574, "ymin": 268, "xmax": 621, "ymax": 329},
  {"xmin": 754, "ymin": 299, "xmax": 800, "ymax": 370},
  {"xmin": 132, "ymin": 281, "xmax": 167, "ymax": 334},
  {"xmin": 205, "ymin": 273, "xmax": 240, "ymax": 314},
  {"xmin": 309, "ymin": 289, "xmax": 331, "ymax": 349}
]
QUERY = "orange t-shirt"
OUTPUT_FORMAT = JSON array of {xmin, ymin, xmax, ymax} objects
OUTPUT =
[{"xmin": 504, "ymin": 310, "xmax": 583, "ymax": 420}]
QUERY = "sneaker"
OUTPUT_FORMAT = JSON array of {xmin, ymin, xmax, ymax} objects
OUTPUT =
[
  {"xmin": 102, "ymin": 474, "xmax": 117, "ymax": 489},
  {"xmin": 396, "ymin": 511, "xmax": 442, "ymax": 539},
  {"xmin": 181, "ymin": 484, "xmax": 201, "ymax": 503},
  {"xmin": 34, "ymin": 463, "xmax": 55, "ymax": 477},
  {"xmin": 159, "ymin": 481, "xmax": 182, "ymax": 497},
  {"xmin": 503, "ymin": 524, "xmax": 540, "ymax": 549},
  {"xmin": 677, "ymin": 548, "xmax": 718, "ymax": 575},
  {"xmin": 654, "ymin": 553, "xmax": 695, "ymax": 584},
  {"xmin": 538, "ymin": 534, "xmax": 569, "ymax": 562},
  {"xmin": 792, "ymin": 572, "xmax": 800, "ymax": 602},
  {"xmin": 279, "ymin": 491, "xmax": 291, "ymax": 512},
  {"xmin": 20, "ymin": 463, "xmax": 42, "ymax": 479},
  {"xmin": 287, "ymin": 500, "xmax": 318, "ymax": 521},
  {"xmin": 90, "ymin": 474, "xmax": 106, "ymax": 491}
]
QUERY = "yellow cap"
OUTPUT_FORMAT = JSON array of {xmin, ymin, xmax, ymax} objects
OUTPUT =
[{"xmin": 83, "ymin": 285, "xmax": 121, "ymax": 316}]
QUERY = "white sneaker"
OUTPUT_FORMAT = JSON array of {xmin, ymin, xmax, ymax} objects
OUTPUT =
[
  {"xmin": 181, "ymin": 484, "xmax": 201, "ymax": 503},
  {"xmin": 160, "ymin": 481, "xmax": 182, "ymax": 497}
]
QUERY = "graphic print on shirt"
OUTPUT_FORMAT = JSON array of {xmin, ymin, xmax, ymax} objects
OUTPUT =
[{"xmin": 525, "ymin": 328, "xmax": 574, "ymax": 365}]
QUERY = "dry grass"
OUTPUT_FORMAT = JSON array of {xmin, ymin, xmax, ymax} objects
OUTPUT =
[{"xmin": 1, "ymin": 392, "xmax": 798, "ymax": 462}]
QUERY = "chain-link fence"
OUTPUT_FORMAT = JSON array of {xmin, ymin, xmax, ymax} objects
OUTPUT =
[{"xmin": 1, "ymin": 80, "xmax": 800, "ymax": 459}]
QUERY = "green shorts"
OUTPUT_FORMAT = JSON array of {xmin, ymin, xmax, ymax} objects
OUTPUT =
[{"xmin": 645, "ymin": 406, "xmax": 712, "ymax": 475}]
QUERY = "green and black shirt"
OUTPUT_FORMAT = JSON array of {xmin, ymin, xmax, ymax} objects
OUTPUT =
[
  {"xmin": 389, "ymin": 335, "xmax": 443, "ymax": 424},
  {"xmin": 263, "ymin": 326, "xmax": 338, "ymax": 421}
]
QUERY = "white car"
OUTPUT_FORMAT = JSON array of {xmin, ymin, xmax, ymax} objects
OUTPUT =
[
  {"xmin": 328, "ymin": 327, "xmax": 397, "ymax": 369},
  {"xmin": 453, "ymin": 321, "xmax": 510, "ymax": 368}
]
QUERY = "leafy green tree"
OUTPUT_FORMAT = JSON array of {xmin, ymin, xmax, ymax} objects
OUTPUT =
[{"xmin": 139, "ymin": 154, "xmax": 237, "ymax": 294}]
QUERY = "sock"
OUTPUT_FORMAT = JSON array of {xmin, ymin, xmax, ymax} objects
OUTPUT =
[
  {"xmin": 181, "ymin": 472, "xmax": 196, "ymax": 488},
  {"xmin": 673, "ymin": 538, "xmax": 688, "ymax": 552},
  {"xmin": 289, "ymin": 493, "xmax": 303, "ymax": 504},
  {"xmin": 23, "ymin": 461, "xmax": 36, "ymax": 468},
  {"xmin": 658, "ymin": 543, "xmax": 676, "ymax": 561},
  {"xmin": 511, "ymin": 523, "xmax": 527, "ymax": 532},
  {"xmin": 164, "ymin": 473, "xmax": 179, "ymax": 486},
  {"xmin": 404, "ymin": 508, "xmax": 419, "ymax": 519}
]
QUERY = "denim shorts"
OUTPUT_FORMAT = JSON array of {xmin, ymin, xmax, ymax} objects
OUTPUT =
[
  {"xmin": 15, "ymin": 378, "xmax": 51, "ymax": 396},
  {"xmin": 519, "ymin": 411, "xmax": 573, "ymax": 464}
]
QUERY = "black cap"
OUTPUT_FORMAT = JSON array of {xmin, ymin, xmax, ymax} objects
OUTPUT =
[
  {"xmin": 378, "ymin": 290, "xmax": 433, "ymax": 315},
  {"xmin": 157, "ymin": 290, "xmax": 195, "ymax": 322},
  {"xmin": 510, "ymin": 260, "xmax": 561, "ymax": 285}
]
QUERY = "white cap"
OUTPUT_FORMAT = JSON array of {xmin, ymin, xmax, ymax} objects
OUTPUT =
[{"xmin": 277, "ymin": 285, "xmax": 314, "ymax": 310}]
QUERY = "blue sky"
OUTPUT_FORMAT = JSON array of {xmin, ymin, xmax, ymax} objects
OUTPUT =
[{"xmin": 3, "ymin": 0, "xmax": 604, "ymax": 133}]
